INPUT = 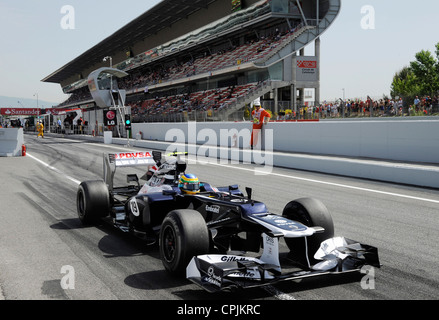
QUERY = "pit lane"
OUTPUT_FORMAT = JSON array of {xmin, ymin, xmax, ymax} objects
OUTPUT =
[{"xmin": 0, "ymin": 134, "xmax": 438, "ymax": 300}]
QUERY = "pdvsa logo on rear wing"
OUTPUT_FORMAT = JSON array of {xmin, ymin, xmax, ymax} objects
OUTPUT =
[{"xmin": 108, "ymin": 151, "xmax": 156, "ymax": 167}]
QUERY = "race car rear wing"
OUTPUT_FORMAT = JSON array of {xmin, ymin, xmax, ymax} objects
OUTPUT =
[{"xmin": 103, "ymin": 151, "xmax": 157, "ymax": 191}]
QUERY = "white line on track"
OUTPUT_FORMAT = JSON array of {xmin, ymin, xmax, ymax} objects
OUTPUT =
[
  {"xmin": 193, "ymin": 157, "xmax": 439, "ymax": 205},
  {"xmin": 27, "ymin": 153, "xmax": 81, "ymax": 185}
]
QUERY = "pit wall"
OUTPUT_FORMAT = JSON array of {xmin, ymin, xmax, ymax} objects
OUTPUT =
[{"xmin": 132, "ymin": 119, "xmax": 439, "ymax": 164}]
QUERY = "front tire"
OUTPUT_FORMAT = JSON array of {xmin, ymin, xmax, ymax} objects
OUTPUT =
[
  {"xmin": 77, "ymin": 180, "xmax": 110, "ymax": 225},
  {"xmin": 159, "ymin": 209, "xmax": 209, "ymax": 276},
  {"xmin": 282, "ymin": 198, "xmax": 334, "ymax": 267}
]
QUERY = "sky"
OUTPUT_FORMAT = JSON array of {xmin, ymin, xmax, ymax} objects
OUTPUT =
[{"xmin": 1, "ymin": 0, "xmax": 439, "ymax": 107}]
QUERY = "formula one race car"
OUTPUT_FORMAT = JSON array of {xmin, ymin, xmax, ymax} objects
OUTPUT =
[{"xmin": 76, "ymin": 150, "xmax": 380, "ymax": 293}]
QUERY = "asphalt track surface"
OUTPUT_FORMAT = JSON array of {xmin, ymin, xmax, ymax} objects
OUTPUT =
[{"xmin": 0, "ymin": 134, "xmax": 438, "ymax": 302}]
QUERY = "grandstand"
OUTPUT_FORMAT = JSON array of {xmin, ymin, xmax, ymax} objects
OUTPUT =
[{"xmin": 42, "ymin": 0, "xmax": 340, "ymax": 134}]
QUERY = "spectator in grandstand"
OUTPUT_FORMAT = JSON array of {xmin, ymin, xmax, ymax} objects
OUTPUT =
[{"xmin": 250, "ymin": 99, "xmax": 271, "ymax": 150}]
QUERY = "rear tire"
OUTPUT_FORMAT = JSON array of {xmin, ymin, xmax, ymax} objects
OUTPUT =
[
  {"xmin": 77, "ymin": 180, "xmax": 110, "ymax": 225},
  {"xmin": 159, "ymin": 209, "xmax": 209, "ymax": 276},
  {"xmin": 282, "ymin": 198, "xmax": 334, "ymax": 267}
]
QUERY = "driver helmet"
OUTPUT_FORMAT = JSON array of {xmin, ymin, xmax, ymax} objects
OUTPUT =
[{"xmin": 178, "ymin": 173, "xmax": 200, "ymax": 194}]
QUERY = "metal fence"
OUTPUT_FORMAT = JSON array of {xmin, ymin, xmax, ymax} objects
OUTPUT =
[{"xmin": 133, "ymin": 102, "xmax": 439, "ymax": 123}]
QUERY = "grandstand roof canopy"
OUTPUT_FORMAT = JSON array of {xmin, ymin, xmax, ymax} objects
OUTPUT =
[{"xmin": 42, "ymin": 0, "xmax": 217, "ymax": 84}]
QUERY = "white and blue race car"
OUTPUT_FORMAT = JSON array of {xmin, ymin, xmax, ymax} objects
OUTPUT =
[{"xmin": 76, "ymin": 150, "xmax": 380, "ymax": 293}]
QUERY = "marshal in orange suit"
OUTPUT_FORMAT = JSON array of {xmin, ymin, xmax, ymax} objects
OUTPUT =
[{"xmin": 250, "ymin": 99, "xmax": 270, "ymax": 149}]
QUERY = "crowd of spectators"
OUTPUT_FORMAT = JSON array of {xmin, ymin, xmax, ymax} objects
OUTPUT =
[
  {"xmin": 410, "ymin": 95, "xmax": 439, "ymax": 115},
  {"xmin": 277, "ymin": 95, "xmax": 439, "ymax": 120}
]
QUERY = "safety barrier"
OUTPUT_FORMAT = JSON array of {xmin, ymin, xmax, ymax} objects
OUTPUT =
[{"xmin": 0, "ymin": 128, "xmax": 25, "ymax": 157}]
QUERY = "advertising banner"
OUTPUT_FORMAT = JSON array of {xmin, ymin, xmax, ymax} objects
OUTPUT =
[
  {"xmin": 295, "ymin": 56, "xmax": 318, "ymax": 82},
  {"xmin": 0, "ymin": 108, "xmax": 66, "ymax": 116},
  {"xmin": 1, "ymin": 108, "xmax": 40, "ymax": 116},
  {"xmin": 104, "ymin": 109, "xmax": 118, "ymax": 126}
]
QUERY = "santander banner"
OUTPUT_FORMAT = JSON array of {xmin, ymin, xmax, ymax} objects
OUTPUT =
[
  {"xmin": 1, "ymin": 108, "xmax": 64, "ymax": 116},
  {"xmin": 1, "ymin": 108, "xmax": 40, "ymax": 116}
]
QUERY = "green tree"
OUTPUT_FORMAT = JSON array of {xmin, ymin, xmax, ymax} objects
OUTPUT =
[
  {"xmin": 409, "ymin": 49, "xmax": 439, "ymax": 96},
  {"xmin": 390, "ymin": 66, "xmax": 420, "ymax": 105},
  {"xmin": 391, "ymin": 42, "xmax": 439, "ymax": 102}
]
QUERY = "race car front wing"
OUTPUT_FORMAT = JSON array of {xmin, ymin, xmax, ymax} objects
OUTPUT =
[{"xmin": 186, "ymin": 236, "xmax": 380, "ymax": 293}]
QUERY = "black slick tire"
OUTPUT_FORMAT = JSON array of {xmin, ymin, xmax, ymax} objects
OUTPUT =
[
  {"xmin": 77, "ymin": 180, "xmax": 110, "ymax": 225},
  {"xmin": 282, "ymin": 197, "xmax": 334, "ymax": 267},
  {"xmin": 159, "ymin": 209, "xmax": 209, "ymax": 276}
]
